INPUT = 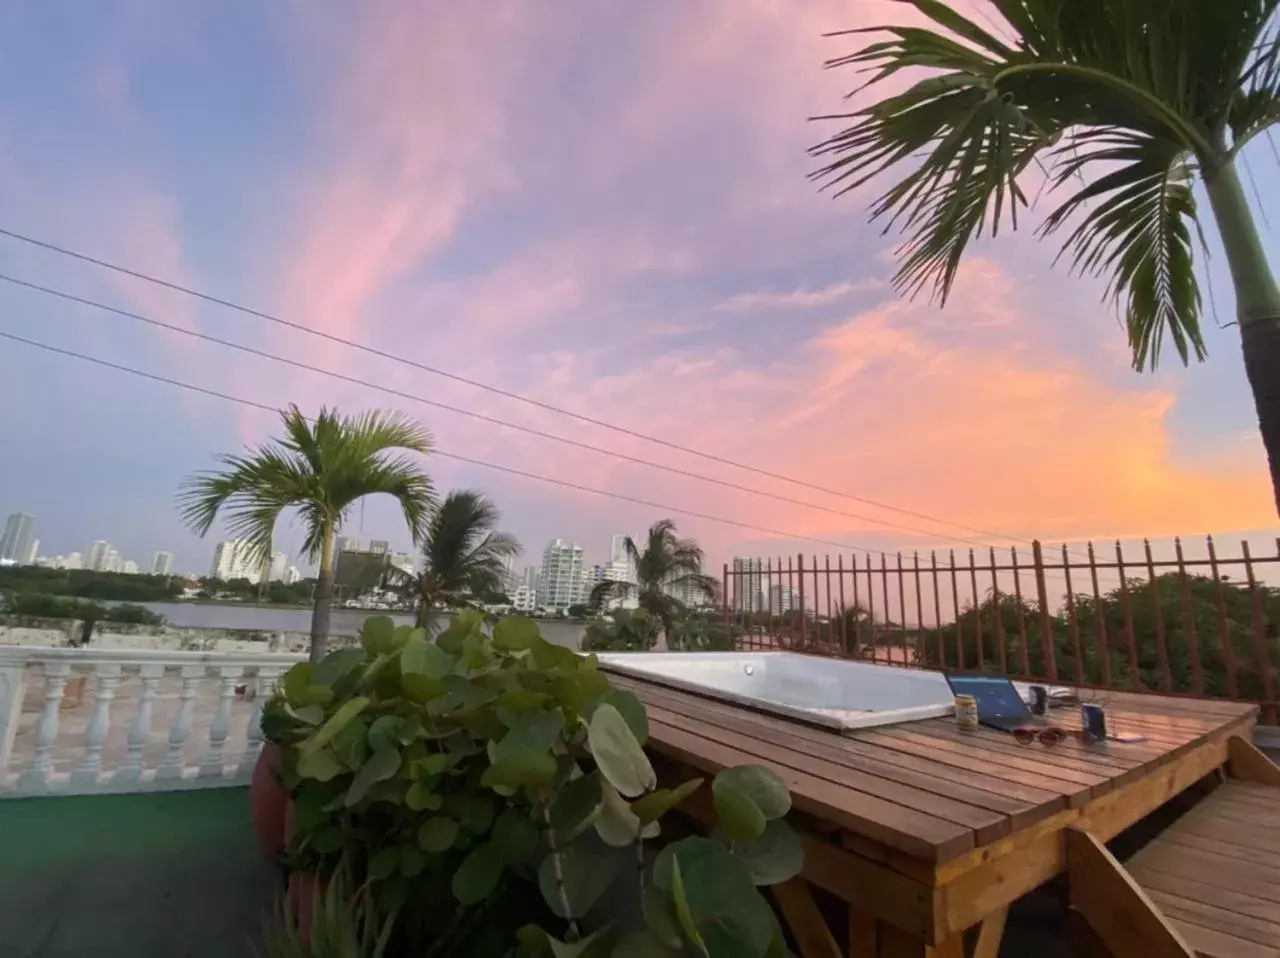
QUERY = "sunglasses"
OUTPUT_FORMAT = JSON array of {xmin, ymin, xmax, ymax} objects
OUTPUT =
[{"xmin": 1012, "ymin": 726, "xmax": 1094, "ymax": 747}]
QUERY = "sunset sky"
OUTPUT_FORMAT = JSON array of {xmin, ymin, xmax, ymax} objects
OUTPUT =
[{"xmin": 0, "ymin": 0, "xmax": 1276, "ymax": 577}]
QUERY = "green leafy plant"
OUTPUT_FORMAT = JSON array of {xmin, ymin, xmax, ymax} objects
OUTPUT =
[
  {"xmin": 262, "ymin": 613, "xmax": 802, "ymax": 957},
  {"xmin": 257, "ymin": 868, "xmax": 396, "ymax": 958},
  {"xmin": 581, "ymin": 609, "xmax": 662, "ymax": 653}
]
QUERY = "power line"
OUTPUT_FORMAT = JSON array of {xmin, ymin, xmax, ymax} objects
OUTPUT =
[
  {"xmin": 0, "ymin": 327, "xmax": 901, "ymax": 555},
  {"xmin": 0, "ymin": 225, "xmax": 1047, "ymax": 548},
  {"xmin": 0, "ymin": 271, "xmax": 990, "ymax": 549}
]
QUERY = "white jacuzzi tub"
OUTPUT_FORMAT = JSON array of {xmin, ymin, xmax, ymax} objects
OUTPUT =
[{"xmin": 596, "ymin": 651, "xmax": 998, "ymax": 732}]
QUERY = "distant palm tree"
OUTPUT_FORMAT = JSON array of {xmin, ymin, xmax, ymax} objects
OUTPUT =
[
  {"xmin": 385, "ymin": 490, "xmax": 522, "ymax": 632},
  {"xmin": 811, "ymin": 0, "xmax": 1280, "ymax": 515},
  {"xmin": 179, "ymin": 405, "xmax": 435, "ymax": 661},
  {"xmin": 589, "ymin": 519, "xmax": 718, "ymax": 645}
]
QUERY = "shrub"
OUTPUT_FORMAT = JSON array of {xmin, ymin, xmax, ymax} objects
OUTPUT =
[
  {"xmin": 262, "ymin": 612, "xmax": 802, "ymax": 957},
  {"xmin": 580, "ymin": 609, "xmax": 660, "ymax": 653}
]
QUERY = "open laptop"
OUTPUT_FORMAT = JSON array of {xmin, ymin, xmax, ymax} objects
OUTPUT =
[{"xmin": 944, "ymin": 672, "xmax": 1044, "ymax": 732}]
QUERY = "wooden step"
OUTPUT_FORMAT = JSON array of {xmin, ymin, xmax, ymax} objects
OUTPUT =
[{"xmin": 1126, "ymin": 779, "xmax": 1280, "ymax": 957}]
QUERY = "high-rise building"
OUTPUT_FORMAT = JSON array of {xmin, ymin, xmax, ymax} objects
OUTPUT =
[
  {"xmin": 538, "ymin": 539, "xmax": 585, "ymax": 612},
  {"xmin": 389, "ymin": 552, "xmax": 415, "ymax": 575},
  {"xmin": 86, "ymin": 541, "xmax": 110, "ymax": 572},
  {"xmin": 152, "ymin": 551, "xmax": 175, "ymax": 576},
  {"xmin": 732, "ymin": 557, "xmax": 764, "ymax": 613},
  {"xmin": 511, "ymin": 583, "xmax": 537, "ymax": 612},
  {"xmin": 0, "ymin": 513, "xmax": 35, "ymax": 564},
  {"xmin": 268, "ymin": 551, "xmax": 288, "ymax": 582},
  {"xmin": 767, "ymin": 583, "xmax": 798, "ymax": 614},
  {"xmin": 211, "ymin": 539, "xmax": 263, "ymax": 583},
  {"xmin": 122, "ymin": 559, "xmax": 139, "ymax": 575},
  {"xmin": 368, "ymin": 540, "xmax": 390, "ymax": 555},
  {"xmin": 20, "ymin": 537, "xmax": 39, "ymax": 566},
  {"xmin": 282, "ymin": 566, "xmax": 302, "ymax": 586},
  {"xmin": 334, "ymin": 536, "xmax": 361, "ymax": 555},
  {"xmin": 103, "ymin": 547, "xmax": 122, "ymax": 573},
  {"xmin": 664, "ymin": 556, "xmax": 710, "ymax": 609},
  {"xmin": 63, "ymin": 552, "xmax": 83, "ymax": 571}
]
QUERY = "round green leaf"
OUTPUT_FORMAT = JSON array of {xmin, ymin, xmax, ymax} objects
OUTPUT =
[
  {"xmin": 491, "ymin": 807, "xmax": 540, "ymax": 865},
  {"xmin": 493, "ymin": 615, "xmax": 541, "ymax": 650},
  {"xmin": 669, "ymin": 857, "xmax": 706, "ymax": 956},
  {"xmin": 297, "ymin": 747, "xmax": 345, "ymax": 782},
  {"xmin": 312, "ymin": 647, "xmax": 366, "ymax": 688},
  {"xmin": 537, "ymin": 847, "xmax": 617, "ymax": 919},
  {"xmin": 587, "ymin": 703, "xmax": 656, "ymax": 798},
  {"xmin": 405, "ymin": 782, "xmax": 442, "ymax": 811},
  {"xmin": 345, "ymin": 745, "xmax": 401, "ymax": 806},
  {"xmin": 452, "ymin": 843, "xmax": 505, "ymax": 905},
  {"xmin": 600, "ymin": 690, "xmax": 649, "ymax": 746},
  {"xmin": 419, "ymin": 817, "xmax": 460, "ymax": 853},
  {"xmin": 369, "ymin": 846, "xmax": 400, "ymax": 880},
  {"xmin": 550, "ymin": 771, "xmax": 604, "ymax": 837},
  {"xmin": 281, "ymin": 662, "xmax": 315, "ymax": 704},
  {"xmin": 713, "ymin": 765, "xmax": 790, "ymax": 820},
  {"xmin": 713, "ymin": 783, "xmax": 767, "ymax": 841},
  {"xmin": 497, "ymin": 689, "xmax": 550, "ymax": 711},
  {"xmin": 360, "ymin": 615, "xmax": 397, "ymax": 654},
  {"xmin": 307, "ymin": 696, "xmax": 370, "ymax": 751},
  {"xmin": 651, "ymin": 836, "xmax": 722, "ymax": 893},
  {"xmin": 401, "ymin": 635, "xmax": 455, "ymax": 678},
  {"xmin": 399, "ymin": 846, "xmax": 426, "ymax": 878},
  {"xmin": 612, "ymin": 931, "xmax": 679, "ymax": 958},
  {"xmin": 456, "ymin": 794, "xmax": 495, "ymax": 835},
  {"xmin": 632, "ymin": 777, "xmax": 704, "ymax": 825},
  {"xmin": 594, "ymin": 782, "xmax": 641, "ymax": 847},
  {"xmin": 330, "ymin": 719, "xmax": 368, "ymax": 771},
  {"xmin": 482, "ymin": 750, "xmax": 557, "ymax": 788},
  {"xmin": 733, "ymin": 818, "xmax": 804, "ymax": 886},
  {"xmin": 641, "ymin": 886, "xmax": 684, "ymax": 950},
  {"xmin": 367, "ymin": 715, "xmax": 403, "ymax": 753},
  {"xmin": 682, "ymin": 853, "xmax": 775, "ymax": 957}
]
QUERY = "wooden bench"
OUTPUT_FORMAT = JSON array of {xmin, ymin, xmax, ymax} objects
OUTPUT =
[{"xmin": 1068, "ymin": 736, "xmax": 1280, "ymax": 958}]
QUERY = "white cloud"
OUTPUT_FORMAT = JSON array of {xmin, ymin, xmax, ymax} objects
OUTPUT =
[{"xmin": 715, "ymin": 277, "xmax": 884, "ymax": 313}]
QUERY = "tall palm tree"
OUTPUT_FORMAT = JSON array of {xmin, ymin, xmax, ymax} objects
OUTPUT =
[
  {"xmin": 589, "ymin": 519, "xmax": 718, "ymax": 644},
  {"xmin": 385, "ymin": 489, "xmax": 522, "ymax": 632},
  {"xmin": 811, "ymin": 0, "xmax": 1280, "ymax": 515},
  {"xmin": 179, "ymin": 405, "xmax": 435, "ymax": 661}
]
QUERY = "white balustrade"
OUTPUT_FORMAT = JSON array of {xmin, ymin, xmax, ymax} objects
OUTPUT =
[{"xmin": 0, "ymin": 645, "xmax": 304, "ymax": 798}]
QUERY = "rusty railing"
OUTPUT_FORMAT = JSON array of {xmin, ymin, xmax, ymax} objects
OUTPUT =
[{"xmin": 721, "ymin": 537, "xmax": 1280, "ymax": 723}]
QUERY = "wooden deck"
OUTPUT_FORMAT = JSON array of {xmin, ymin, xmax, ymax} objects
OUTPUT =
[{"xmin": 606, "ymin": 669, "xmax": 1259, "ymax": 957}]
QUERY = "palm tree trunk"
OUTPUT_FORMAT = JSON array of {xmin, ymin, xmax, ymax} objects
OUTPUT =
[
  {"xmin": 309, "ymin": 522, "xmax": 336, "ymax": 662},
  {"xmin": 1204, "ymin": 159, "xmax": 1280, "ymax": 517}
]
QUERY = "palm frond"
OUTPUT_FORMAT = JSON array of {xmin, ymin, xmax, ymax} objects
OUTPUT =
[
  {"xmin": 416, "ymin": 490, "xmax": 521, "ymax": 605},
  {"xmin": 1040, "ymin": 130, "xmax": 1204, "ymax": 369}
]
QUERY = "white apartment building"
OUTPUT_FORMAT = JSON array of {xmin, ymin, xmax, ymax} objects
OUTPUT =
[
  {"xmin": 538, "ymin": 539, "xmax": 585, "ymax": 612},
  {"xmin": 282, "ymin": 566, "xmax": 302, "ymax": 585},
  {"xmin": 268, "ymin": 551, "xmax": 288, "ymax": 582},
  {"xmin": 210, "ymin": 539, "xmax": 265, "ymax": 583},
  {"xmin": 511, "ymin": 583, "xmax": 537, "ymax": 612},
  {"xmin": 334, "ymin": 536, "xmax": 361, "ymax": 555},
  {"xmin": 20, "ymin": 538, "xmax": 38, "ymax": 566},
  {"xmin": 389, "ymin": 552, "xmax": 415, "ymax": 575},
  {"xmin": 86, "ymin": 541, "xmax": 110, "ymax": 572},
  {"xmin": 122, "ymin": 559, "xmax": 139, "ymax": 575},
  {"xmin": 767, "ymin": 583, "xmax": 798, "ymax": 613},
  {"xmin": 0, "ymin": 513, "xmax": 35, "ymax": 564},
  {"xmin": 152, "ymin": 551, "xmax": 174, "ymax": 576},
  {"xmin": 103, "ymin": 547, "xmax": 122, "ymax": 573},
  {"xmin": 732, "ymin": 557, "xmax": 764, "ymax": 613}
]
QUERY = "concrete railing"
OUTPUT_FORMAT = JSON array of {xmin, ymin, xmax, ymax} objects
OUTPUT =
[{"xmin": 0, "ymin": 645, "xmax": 305, "ymax": 797}]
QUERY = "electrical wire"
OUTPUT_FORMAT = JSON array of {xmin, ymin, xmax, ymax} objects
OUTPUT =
[
  {"xmin": 0, "ymin": 327, "xmax": 913, "ymax": 556},
  {"xmin": 0, "ymin": 224, "xmax": 1053, "ymax": 548},
  {"xmin": 0, "ymin": 271, "xmax": 998, "ymax": 549}
]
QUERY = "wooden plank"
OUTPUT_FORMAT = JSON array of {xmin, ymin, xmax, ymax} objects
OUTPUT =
[
  {"xmin": 1156, "ymin": 828, "xmax": 1279, "ymax": 869},
  {"xmin": 661, "ymin": 755, "xmax": 935, "ymax": 939},
  {"xmin": 621, "ymin": 678, "xmax": 1058, "ymax": 823},
  {"xmin": 914, "ymin": 721, "xmax": 1148, "ymax": 779},
  {"xmin": 1214, "ymin": 779, "xmax": 1280, "ymax": 804},
  {"xmin": 936, "ymin": 729, "xmax": 1239, "ymax": 938},
  {"xmin": 1128, "ymin": 843, "xmax": 1280, "ymax": 901},
  {"xmin": 865, "ymin": 726, "xmax": 1109, "ymax": 794},
  {"xmin": 646, "ymin": 716, "xmax": 975, "ymax": 861},
  {"xmin": 1128, "ymin": 869, "xmax": 1280, "ymax": 926},
  {"xmin": 1064, "ymin": 828, "xmax": 1194, "ymax": 958},
  {"xmin": 1148, "ymin": 889, "xmax": 1280, "ymax": 949},
  {"xmin": 1184, "ymin": 795, "xmax": 1280, "ymax": 828},
  {"xmin": 1093, "ymin": 691, "xmax": 1257, "ymax": 720},
  {"xmin": 1175, "ymin": 922, "xmax": 1277, "ymax": 958},
  {"xmin": 1228, "ymin": 735, "xmax": 1280, "ymax": 785},
  {"xmin": 972, "ymin": 905, "xmax": 1008, "ymax": 958},
  {"xmin": 644, "ymin": 707, "xmax": 1010, "ymax": 844},
  {"xmin": 771, "ymin": 878, "xmax": 841, "ymax": 958},
  {"xmin": 879, "ymin": 925, "xmax": 964, "ymax": 958},
  {"xmin": 1162, "ymin": 813, "xmax": 1280, "ymax": 856},
  {"xmin": 848, "ymin": 906, "xmax": 877, "ymax": 958}
]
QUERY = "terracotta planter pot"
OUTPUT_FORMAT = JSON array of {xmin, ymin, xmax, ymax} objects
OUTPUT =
[{"xmin": 250, "ymin": 744, "xmax": 290, "ymax": 863}]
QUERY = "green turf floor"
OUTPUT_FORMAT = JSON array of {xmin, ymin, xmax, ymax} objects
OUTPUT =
[{"xmin": 0, "ymin": 787, "xmax": 279, "ymax": 958}]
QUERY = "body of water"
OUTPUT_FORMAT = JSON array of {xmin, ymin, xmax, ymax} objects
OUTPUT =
[{"xmin": 139, "ymin": 602, "xmax": 586, "ymax": 648}]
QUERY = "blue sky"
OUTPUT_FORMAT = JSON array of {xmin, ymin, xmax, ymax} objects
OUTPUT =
[{"xmin": 0, "ymin": 0, "xmax": 1276, "ymax": 578}]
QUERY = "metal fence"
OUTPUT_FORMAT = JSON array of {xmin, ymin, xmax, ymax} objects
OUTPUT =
[{"xmin": 721, "ymin": 536, "xmax": 1280, "ymax": 723}]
